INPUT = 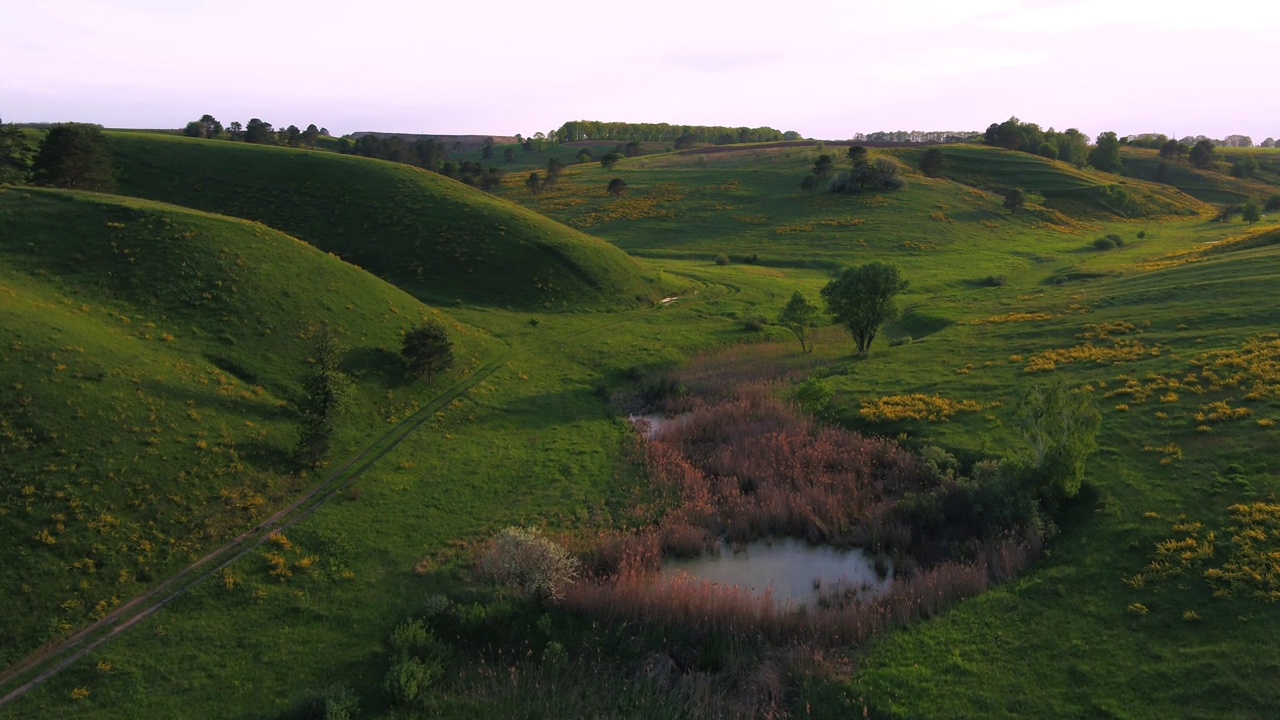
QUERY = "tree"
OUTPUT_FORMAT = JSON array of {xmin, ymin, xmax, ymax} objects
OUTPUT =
[
  {"xmin": 182, "ymin": 114, "xmax": 223, "ymax": 139},
  {"xmin": 800, "ymin": 174, "xmax": 818, "ymax": 195},
  {"xmin": 1003, "ymin": 188, "xmax": 1025, "ymax": 214},
  {"xmin": 675, "ymin": 133, "xmax": 697, "ymax": 149},
  {"xmin": 919, "ymin": 148, "xmax": 946, "ymax": 177},
  {"xmin": 623, "ymin": 141, "xmax": 642, "ymax": 158},
  {"xmin": 0, "ymin": 118, "xmax": 31, "ymax": 183},
  {"xmin": 778, "ymin": 291, "xmax": 821, "ymax": 353},
  {"xmin": 1265, "ymin": 194, "xmax": 1280, "ymax": 212},
  {"xmin": 503, "ymin": 147, "xmax": 515, "ymax": 163},
  {"xmin": 1241, "ymin": 199, "xmax": 1262, "ymax": 224},
  {"xmin": 525, "ymin": 171, "xmax": 542, "ymax": 195},
  {"xmin": 401, "ymin": 320, "xmax": 454, "ymax": 380},
  {"xmin": 227, "ymin": 121, "xmax": 244, "ymax": 141},
  {"xmin": 1230, "ymin": 155, "xmax": 1258, "ymax": 178},
  {"xmin": 829, "ymin": 157, "xmax": 904, "ymax": 193},
  {"xmin": 479, "ymin": 526, "xmax": 580, "ymax": 608},
  {"xmin": 574, "ymin": 149, "xmax": 592, "ymax": 164},
  {"xmin": 244, "ymin": 118, "xmax": 275, "ymax": 144},
  {"xmin": 295, "ymin": 326, "xmax": 354, "ymax": 469},
  {"xmin": 1189, "ymin": 139, "xmax": 1215, "ymax": 169},
  {"xmin": 1014, "ymin": 382, "xmax": 1100, "ymax": 501},
  {"xmin": 820, "ymin": 262, "xmax": 908, "ymax": 355},
  {"xmin": 812, "ymin": 154, "xmax": 835, "ymax": 178},
  {"xmin": 607, "ymin": 178, "xmax": 628, "ymax": 197},
  {"xmin": 481, "ymin": 137, "xmax": 494, "ymax": 159},
  {"xmin": 600, "ymin": 152, "xmax": 620, "ymax": 170},
  {"xmin": 300, "ymin": 124, "xmax": 321, "ymax": 148},
  {"xmin": 30, "ymin": 123, "xmax": 116, "ymax": 191},
  {"xmin": 846, "ymin": 145, "xmax": 868, "ymax": 166},
  {"xmin": 1088, "ymin": 131, "xmax": 1122, "ymax": 172},
  {"xmin": 1158, "ymin": 139, "xmax": 1187, "ymax": 161},
  {"xmin": 284, "ymin": 125, "xmax": 302, "ymax": 148},
  {"xmin": 544, "ymin": 157, "xmax": 564, "ymax": 187}
]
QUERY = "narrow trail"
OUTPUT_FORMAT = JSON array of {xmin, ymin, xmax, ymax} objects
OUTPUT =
[{"xmin": 0, "ymin": 280, "xmax": 723, "ymax": 709}]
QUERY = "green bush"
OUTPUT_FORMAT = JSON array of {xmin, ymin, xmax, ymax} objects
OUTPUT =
[
  {"xmin": 1105, "ymin": 233, "xmax": 1125, "ymax": 247},
  {"xmin": 1093, "ymin": 237, "xmax": 1116, "ymax": 250},
  {"xmin": 714, "ymin": 253, "xmax": 730, "ymax": 266},
  {"xmin": 297, "ymin": 685, "xmax": 360, "ymax": 720},
  {"xmin": 384, "ymin": 656, "xmax": 442, "ymax": 706}
]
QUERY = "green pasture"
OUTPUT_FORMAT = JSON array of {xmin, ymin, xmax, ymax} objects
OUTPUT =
[{"xmin": 2, "ymin": 133, "xmax": 1279, "ymax": 718}]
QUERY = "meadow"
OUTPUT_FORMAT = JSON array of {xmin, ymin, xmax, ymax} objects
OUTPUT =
[{"xmin": 1, "ymin": 132, "xmax": 1278, "ymax": 718}]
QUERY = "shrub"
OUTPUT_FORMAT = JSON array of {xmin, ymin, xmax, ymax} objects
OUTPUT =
[
  {"xmin": 714, "ymin": 253, "xmax": 730, "ymax": 266},
  {"xmin": 888, "ymin": 335, "xmax": 913, "ymax": 347},
  {"xmin": 742, "ymin": 315, "xmax": 767, "ymax": 332},
  {"xmin": 401, "ymin": 320, "xmax": 454, "ymax": 381},
  {"xmin": 1105, "ymin": 233, "xmax": 1125, "ymax": 247},
  {"xmin": 1137, "ymin": 230, "xmax": 1147, "ymax": 239},
  {"xmin": 829, "ymin": 157, "xmax": 906, "ymax": 193},
  {"xmin": 297, "ymin": 685, "xmax": 360, "ymax": 720},
  {"xmin": 480, "ymin": 527, "xmax": 581, "ymax": 607},
  {"xmin": 384, "ymin": 656, "xmax": 441, "ymax": 706},
  {"xmin": 979, "ymin": 275, "xmax": 1006, "ymax": 287},
  {"xmin": 1093, "ymin": 237, "xmax": 1116, "ymax": 250}
]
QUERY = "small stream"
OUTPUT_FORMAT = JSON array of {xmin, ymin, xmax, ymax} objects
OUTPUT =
[{"xmin": 659, "ymin": 538, "xmax": 893, "ymax": 608}]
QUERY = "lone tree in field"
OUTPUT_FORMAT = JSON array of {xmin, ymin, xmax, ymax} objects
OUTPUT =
[
  {"xmin": 607, "ymin": 178, "xmax": 628, "ymax": 197},
  {"xmin": 847, "ymin": 145, "xmax": 868, "ymax": 166},
  {"xmin": 401, "ymin": 320, "xmax": 454, "ymax": 381},
  {"xmin": 1241, "ymin": 199, "xmax": 1262, "ymax": 224},
  {"xmin": 525, "ymin": 171, "xmax": 542, "ymax": 195},
  {"xmin": 600, "ymin": 152, "xmax": 621, "ymax": 170},
  {"xmin": 821, "ymin": 262, "xmax": 908, "ymax": 355},
  {"xmin": 296, "ymin": 326, "xmax": 354, "ymax": 469},
  {"xmin": 1003, "ymin": 188, "xmax": 1026, "ymax": 214},
  {"xmin": 812, "ymin": 153, "xmax": 835, "ymax": 178},
  {"xmin": 30, "ymin": 123, "xmax": 116, "ymax": 191},
  {"xmin": 1189, "ymin": 139, "xmax": 1216, "ymax": 169},
  {"xmin": 480, "ymin": 526, "xmax": 580, "ymax": 608},
  {"xmin": 778, "ymin": 290, "xmax": 821, "ymax": 353},
  {"xmin": 919, "ymin": 148, "xmax": 946, "ymax": 177},
  {"xmin": 1014, "ymin": 382, "xmax": 1100, "ymax": 502},
  {"xmin": 800, "ymin": 173, "xmax": 818, "ymax": 195}
]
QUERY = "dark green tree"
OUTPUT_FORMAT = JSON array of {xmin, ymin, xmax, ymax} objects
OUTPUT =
[
  {"xmin": 503, "ymin": 147, "xmax": 516, "ymax": 163},
  {"xmin": 919, "ymin": 148, "xmax": 946, "ymax": 177},
  {"xmin": 545, "ymin": 157, "xmax": 564, "ymax": 187},
  {"xmin": 812, "ymin": 154, "xmax": 835, "ymax": 178},
  {"xmin": 1189, "ymin": 139, "xmax": 1215, "ymax": 169},
  {"xmin": 244, "ymin": 118, "xmax": 275, "ymax": 144},
  {"xmin": 182, "ymin": 114, "xmax": 223, "ymax": 139},
  {"xmin": 1088, "ymin": 131, "xmax": 1122, "ymax": 172},
  {"xmin": 675, "ymin": 133, "xmax": 697, "ymax": 149},
  {"xmin": 482, "ymin": 137, "xmax": 494, "ymax": 159},
  {"xmin": 295, "ymin": 327, "xmax": 354, "ymax": 469},
  {"xmin": 401, "ymin": 320, "xmax": 454, "ymax": 380},
  {"xmin": 1264, "ymin": 194, "xmax": 1280, "ymax": 212},
  {"xmin": 1230, "ymin": 155, "xmax": 1258, "ymax": 178},
  {"xmin": 607, "ymin": 178, "xmax": 628, "ymax": 197},
  {"xmin": 600, "ymin": 152, "xmax": 621, "ymax": 170},
  {"xmin": 623, "ymin": 141, "xmax": 642, "ymax": 158},
  {"xmin": 285, "ymin": 125, "xmax": 302, "ymax": 148},
  {"xmin": 0, "ymin": 118, "xmax": 32, "ymax": 183},
  {"xmin": 820, "ymin": 262, "xmax": 908, "ymax": 355},
  {"xmin": 300, "ymin": 124, "xmax": 321, "ymax": 148},
  {"xmin": 800, "ymin": 174, "xmax": 818, "ymax": 194},
  {"xmin": 778, "ymin": 291, "xmax": 821, "ymax": 353},
  {"xmin": 30, "ymin": 123, "xmax": 116, "ymax": 191},
  {"xmin": 574, "ymin": 149, "xmax": 592, "ymax": 164},
  {"xmin": 1241, "ymin": 199, "xmax": 1262, "ymax": 224},
  {"xmin": 847, "ymin": 145, "xmax": 868, "ymax": 166},
  {"xmin": 1158, "ymin": 139, "xmax": 1187, "ymax": 161},
  {"xmin": 525, "ymin": 171, "xmax": 541, "ymax": 195},
  {"xmin": 1004, "ymin": 188, "xmax": 1026, "ymax": 214}
]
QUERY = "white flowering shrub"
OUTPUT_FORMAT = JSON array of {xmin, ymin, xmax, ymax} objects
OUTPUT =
[{"xmin": 479, "ymin": 526, "xmax": 580, "ymax": 606}]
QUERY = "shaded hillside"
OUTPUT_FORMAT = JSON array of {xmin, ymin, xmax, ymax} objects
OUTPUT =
[
  {"xmin": 0, "ymin": 187, "xmax": 492, "ymax": 664},
  {"xmin": 1119, "ymin": 146, "xmax": 1280, "ymax": 204},
  {"xmin": 896, "ymin": 144, "xmax": 1209, "ymax": 219},
  {"xmin": 104, "ymin": 132, "xmax": 661, "ymax": 310}
]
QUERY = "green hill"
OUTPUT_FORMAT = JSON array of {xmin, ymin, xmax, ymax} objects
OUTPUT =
[
  {"xmin": 1119, "ymin": 146, "xmax": 1280, "ymax": 204},
  {"xmin": 0, "ymin": 187, "xmax": 493, "ymax": 664},
  {"xmin": 103, "ymin": 132, "xmax": 662, "ymax": 310}
]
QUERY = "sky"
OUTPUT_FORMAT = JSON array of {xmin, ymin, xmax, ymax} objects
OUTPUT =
[{"xmin": 4, "ymin": 0, "xmax": 1277, "ymax": 143}]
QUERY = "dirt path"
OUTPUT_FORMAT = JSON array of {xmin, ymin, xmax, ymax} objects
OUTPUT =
[{"xmin": 0, "ymin": 285, "xmax": 722, "ymax": 708}]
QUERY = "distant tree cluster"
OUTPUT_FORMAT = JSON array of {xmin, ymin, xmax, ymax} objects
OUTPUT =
[
  {"xmin": 0, "ymin": 117, "xmax": 33, "ymax": 183},
  {"xmin": 183, "ymin": 114, "xmax": 328, "ymax": 148},
  {"xmin": 551, "ymin": 121, "xmax": 798, "ymax": 145},
  {"xmin": 344, "ymin": 134, "xmax": 504, "ymax": 190},
  {"xmin": 30, "ymin": 123, "xmax": 116, "ymax": 192},
  {"xmin": 851, "ymin": 130, "xmax": 981, "ymax": 143},
  {"xmin": 799, "ymin": 145, "xmax": 906, "ymax": 195},
  {"xmin": 983, "ymin": 117, "xmax": 1089, "ymax": 167}
]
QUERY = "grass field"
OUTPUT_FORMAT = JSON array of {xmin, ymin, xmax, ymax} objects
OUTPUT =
[{"xmin": 2, "ymin": 135, "xmax": 1279, "ymax": 719}]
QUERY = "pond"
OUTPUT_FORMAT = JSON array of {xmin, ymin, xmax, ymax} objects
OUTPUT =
[{"xmin": 658, "ymin": 537, "xmax": 893, "ymax": 608}]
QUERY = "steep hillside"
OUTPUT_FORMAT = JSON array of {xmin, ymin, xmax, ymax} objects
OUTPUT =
[
  {"xmin": 0, "ymin": 187, "xmax": 494, "ymax": 664},
  {"xmin": 104, "ymin": 132, "xmax": 662, "ymax": 310}
]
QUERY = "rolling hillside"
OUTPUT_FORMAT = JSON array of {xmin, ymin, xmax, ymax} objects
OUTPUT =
[
  {"xmin": 0, "ymin": 187, "xmax": 496, "ymax": 665},
  {"xmin": 103, "ymin": 132, "xmax": 663, "ymax": 310}
]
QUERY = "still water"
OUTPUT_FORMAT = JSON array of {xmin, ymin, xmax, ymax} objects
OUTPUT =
[{"xmin": 659, "ymin": 537, "xmax": 893, "ymax": 608}]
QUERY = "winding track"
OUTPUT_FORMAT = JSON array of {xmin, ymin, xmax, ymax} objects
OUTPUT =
[{"xmin": 0, "ymin": 278, "xmax": 722, "ymax": 709}]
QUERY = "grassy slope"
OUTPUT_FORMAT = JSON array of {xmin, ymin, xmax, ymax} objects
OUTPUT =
[
  {"xmin": 0, "ymin": 187, "xmax": 498, "ymax": 666},
  {"xmin": 104, "ymin": 132, "xmax": 663, "ymax": 310},
  {"xmin": 4, "ymin": 140, "xmax": 1279, "ymax": 719},
  {"xmin": 1119, "ymin": 146, "xmax": 1280, "ymax": 204}
]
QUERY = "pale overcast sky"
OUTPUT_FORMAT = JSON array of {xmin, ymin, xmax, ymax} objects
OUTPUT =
[{"xmin": 3, "ymin": 0, "xmax": 1276, "ymax": 142}]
